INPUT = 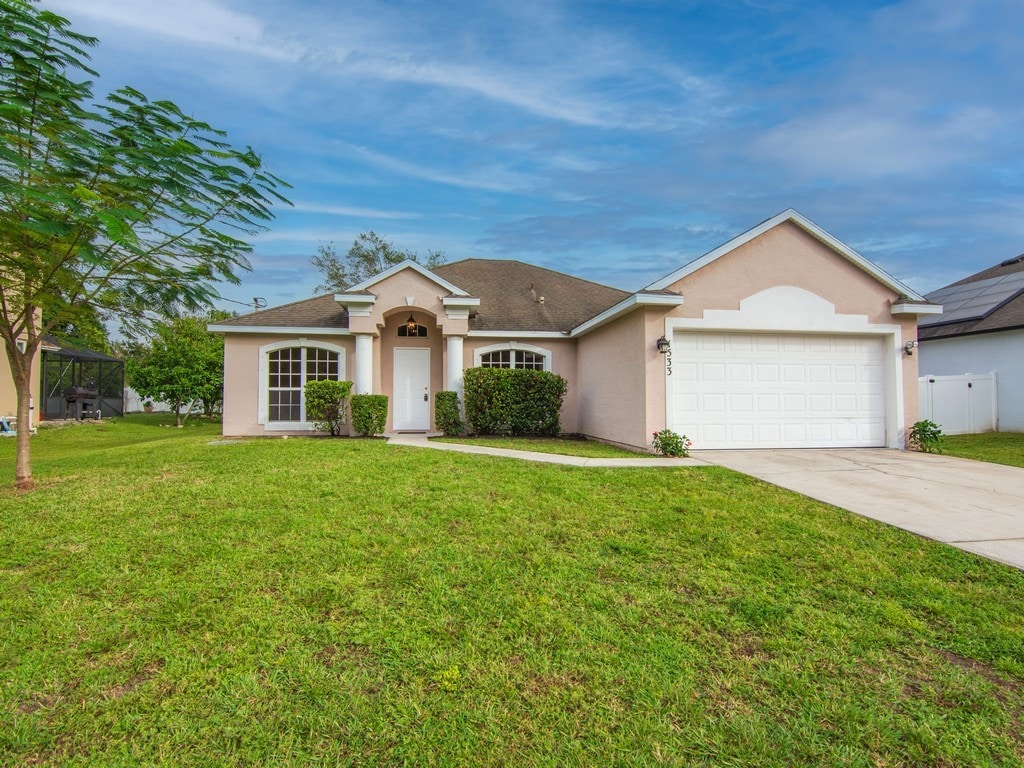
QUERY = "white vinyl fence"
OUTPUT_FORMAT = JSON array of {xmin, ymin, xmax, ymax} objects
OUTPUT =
[{"xmin": 918, "ymin": 373, "xmax": 997, "ymax": 435}]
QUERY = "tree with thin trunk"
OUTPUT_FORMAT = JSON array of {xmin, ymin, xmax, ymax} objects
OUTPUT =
[{"xmin": 0, "ymin": 1, "xmax": 289, "ymax": 488}]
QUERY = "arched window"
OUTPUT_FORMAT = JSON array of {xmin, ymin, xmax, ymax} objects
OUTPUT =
[
  {"xmin": 397, "ymin": 324, "xmax": 428, "ymax": 338},
  {"xmin": 259, "ymin": 341, "xmax": 346, "ymax": 428},
  {"xmin": 474, "ymin": 343, "xmax": 551, "ymax": 372}
]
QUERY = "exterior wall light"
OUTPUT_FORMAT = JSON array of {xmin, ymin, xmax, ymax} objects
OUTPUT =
[
  {"xmin": 656, "ymin": 335, "xmax": 671, "ymax": 354},
  {"xmin": 904, "ymin": 340, "xmax": 919, "ymax": 356},
  {"xmin": 406, "ymin": 314, "xmax": 418, "ymax": 332}
]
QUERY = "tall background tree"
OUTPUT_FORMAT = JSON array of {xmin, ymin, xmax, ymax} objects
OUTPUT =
[
  {"xmin": 0, "ymin": 1, "xmax": 288, "ymax": 488},
  {"xmin": 125, "ymin": 311, "xmax": 231, "ymax": 427},
  {"xmin": 312, "ymin": 231, "xmax": 445, "ymax": 292}
]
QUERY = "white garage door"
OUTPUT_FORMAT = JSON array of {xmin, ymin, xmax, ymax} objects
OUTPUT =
[{"xmin": 671, "ymin": 332, "xmax": 886, "ymax": 449}]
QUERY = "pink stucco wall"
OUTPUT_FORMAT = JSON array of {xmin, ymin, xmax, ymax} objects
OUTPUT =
[
  {"xmin": 576, "ymin": 310, "xmax": 649, "ymax": 449},
  {"xmin": 643, "ymin": 221, "xmax": 920, "ymax": 445},
  {"xmin": 222, "ymin": 333, "xmax": 355, "ymax": 436}
]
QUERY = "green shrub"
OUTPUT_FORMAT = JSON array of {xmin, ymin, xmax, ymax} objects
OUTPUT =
[
  {"xmin": 909, "ymin": 419, "xmax": 944, "ymax": 453},
  {"xmin": 351, "ymin": 394, "xmax": 388, "ymax": 436},
  {"xmin": 435, "ymin": 390, "xmax": 463, "ymax": 436},
  {"xmin": 652, "ymin": 428, "xmax": 692, "ymax": 457},
  {"xmin": 463, "ymin": 368, "xmax": 567, "ymax": 436},
  {"xmin": 303, "ymin": 379, "xmax": 353, "ymax": 436}
]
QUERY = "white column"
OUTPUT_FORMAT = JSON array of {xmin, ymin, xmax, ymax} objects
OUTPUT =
[
  {"xmin": 355, "ymin": 333, "xmax": 373, "ymax": 394},
  {"xmin": 446, "ymin": 335, "xmax": 464, "ymax": 394}
]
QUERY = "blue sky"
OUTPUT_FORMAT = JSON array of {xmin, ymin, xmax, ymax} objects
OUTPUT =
[{"xmin": 48, "ymin": 0, "xmax": 1024, "ymax": 311}]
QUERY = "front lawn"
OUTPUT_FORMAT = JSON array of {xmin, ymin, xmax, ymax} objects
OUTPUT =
[
  {"xmin": 942, "ymin": 431, "xmax": 1024, "ymax": 468},
  {"xmin": 432, "ymin": 435, "xmax": 650, "ymax": 458},
  {"xmin": 2, "ymin": 417, "xmax": 1023, "ymax": 766}
]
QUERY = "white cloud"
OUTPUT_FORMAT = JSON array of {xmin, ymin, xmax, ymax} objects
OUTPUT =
[
  {"xmin": 337, "ymin": 143, "xmax": 534, "ymax": 193},
  {"xmin": 47, "ymin": 0, "xmax": 301, "ymax": 60},
  {"xmin": 751, "ymin": 99, "xmax": 1000, "ymax": 179},
  {"xmin": 290, "ymin": 202, "xmax": 423, "ymax": 220}
]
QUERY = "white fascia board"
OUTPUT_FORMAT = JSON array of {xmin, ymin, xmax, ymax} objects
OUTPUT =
[
  {"xmin": 333, "ymin": 293, "xmax": 377, "ymax": 304},
  {"xmin": 645, "ymin": 209, "xmax": 928, "ymax": 302},
  {"xmin": 345, "ymin": 259, "xmax": 471, "ymax": 296},
  {"xmin": 569, "ymin": 293, "xmax": 684, "ymax": 338},
  {"xmin": 466, "ymin": 330, "xmax": 569, "ymax": 339},
  {"xmin": 442, "ymin": 296, "xmax": 481, "ymax": 307},
  {"xmin": 208, "ymin": 325, "xmax": 351, "ymax": 336},
  {"xmin": 892, "ymin": 302, "xmax": 943, "ymax": 315}
]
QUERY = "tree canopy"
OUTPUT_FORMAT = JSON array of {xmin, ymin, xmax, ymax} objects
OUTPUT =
[
  {"xmin": 126, "ymin": 312, "xmax": 231, "ymax": 427},
  {"xmin": 312, "ymin": 231, "xmax": 445, "ymax": 292},
  {"xmin": 0, "ymin": 0, "xmax": 289, "ymax": 487}
]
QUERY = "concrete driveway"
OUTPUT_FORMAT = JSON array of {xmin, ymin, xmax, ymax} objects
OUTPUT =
[{"xmin": 697, "ymin": 449, "xmax": 1024, "ymax": 571}]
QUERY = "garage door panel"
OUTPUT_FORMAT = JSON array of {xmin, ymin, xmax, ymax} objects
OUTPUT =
[
  {"xmin": 730, "ymin": 393, "xmax": 753, "ymax": 411},
  {"xmin": 676, "ymin": 362, "xmax": 698, "ymax": 381},
  {"xmin": 728, "ymin": 336, "xmax": 753, "ymax": 353},
  {"xmin": 702, "ymin": 363, "xmax": 726, "ymax": 381},
  {"xmin": 808, "ymin": 365, "xmax": 830, "ymax": 383},
  {"xmin": 672, "ymin": 331, "xmax": 887, "ymax": 449},
  {"xmin": 729, "ymin": 363, "xmax": 753, "ymax": 382},
  {"xmin": 702, "ymin": 393, "xmax": 726, "ymax": 412}
]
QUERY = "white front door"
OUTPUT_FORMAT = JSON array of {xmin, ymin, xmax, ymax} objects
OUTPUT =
[{"xmin": 393, "ymin": 348, "xmax": 431, "ymax": 430}]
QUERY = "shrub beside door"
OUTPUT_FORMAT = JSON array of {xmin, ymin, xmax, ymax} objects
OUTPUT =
[
  {"xmin": 463, "ymin": 368, "xmax": 567, "ymax": 436},
  {"xmin": 351, "ymin": 394, "xmax": 389, "ymax": 436}
]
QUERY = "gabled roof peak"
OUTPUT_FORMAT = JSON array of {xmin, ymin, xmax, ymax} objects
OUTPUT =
[
  {"xmin": 645, "ymin": 209, "xmax": 926, "ymax": 302},
  {"xmin": 344, "ymin": 259, "xmax": 471, "ymax": 297}
]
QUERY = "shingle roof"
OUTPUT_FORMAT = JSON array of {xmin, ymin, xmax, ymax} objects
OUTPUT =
[
  {"xmin": 214, "ymin": 294, "xmax": 349, "ymax": 329},
  {"xmin": 919, "ymin": 255, "xmax": 1024, "ymax": 341},
  {"xmin": 433, "ymin": 259, "xmax": 630, "ymax": 332},
  {"xmin": 214, "ymin": 260, "xmax": 633, "ymax": 334}
]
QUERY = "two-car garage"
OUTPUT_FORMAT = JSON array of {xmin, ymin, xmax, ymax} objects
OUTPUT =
[{"xmin": 670, "ymin": 331, "xmax": 888, "ymax": 449}]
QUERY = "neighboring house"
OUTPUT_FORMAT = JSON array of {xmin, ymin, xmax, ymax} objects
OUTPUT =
[
  {"xmin": 0, "ymin": 331, "xmax": 52, "ymax": 428},
  {"xmin": 918, "ymin": 254, "xmax": 1024, "ymax": 431},
  {"xmin": 211, "ymin": 210, "xmax": 939, "ymax": 450}
]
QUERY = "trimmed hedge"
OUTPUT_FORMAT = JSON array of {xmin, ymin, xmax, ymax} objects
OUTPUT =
[
  {"xmin": 434, "ymin": 390, "xmax": 463, "ymax": 436},
  {"xmin": 303, "ymin": 379, "xmax": 353, "ymax": 436},
  {"xmin": 463, "ymin": 368, "xmax": 567, "ymax": 436},
  {"xmin": 351, "ymin": 394, "xmax": 388, "ymax": 436}
]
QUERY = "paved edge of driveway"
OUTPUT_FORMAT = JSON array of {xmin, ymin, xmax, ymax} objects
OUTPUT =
[
  {"xmin": 698, "ymin": 448, "xmax": 1024, "ymax": 572},
  {"xmin": 386, "ymin": 435, "xmax": 708, "ymax": 467}
]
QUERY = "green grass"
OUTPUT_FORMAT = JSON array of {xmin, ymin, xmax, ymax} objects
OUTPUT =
[
  {"xmin": 942, "ymin": 431, "xmax": 1024, "ymax": 469},
  {"xmin": 432, "ymin": 435, "xmax": 650, "ymax": 458},
  {"xmin": 2, "ymin": 416, "xmax": 1023, "ymax": 766}
]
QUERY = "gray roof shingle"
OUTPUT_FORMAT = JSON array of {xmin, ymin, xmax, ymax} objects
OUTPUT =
[
  {"xmin": 214, "ymin": 294, "xmax": 349, "ymax": 329},
  {"xmin": 214, "ymin": 259, "xmax": 642, "ymax": 333},
  {"xmin": 433, "ymin": 259, "xmax": 630, "ymax": 332}
]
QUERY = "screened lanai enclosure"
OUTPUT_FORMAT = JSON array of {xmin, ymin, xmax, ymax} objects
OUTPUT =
[{"xmin": 41, "ymin": 337, "xmax": 124, "ymax": 420}]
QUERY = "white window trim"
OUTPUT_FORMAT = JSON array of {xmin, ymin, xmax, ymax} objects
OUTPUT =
[
  {"xmin": 473, "ymin": 342, "xmax": 552, "ymax": 372},
  {"xmin": 258, "ymin": 339, "xmax": 347, "ymax": 431},
  {"xmin": 15, "ymin": 339, "xmax": 27, "ymax": 354}
]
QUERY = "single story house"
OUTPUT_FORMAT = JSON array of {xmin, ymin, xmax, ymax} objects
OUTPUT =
[
  {"xmin": 918, "ymin": 254, "xmax": 1024, "ymax": 431},
  {"xmin": 211, "ymin": 210, "xmax": 939, "ymax": 451}
]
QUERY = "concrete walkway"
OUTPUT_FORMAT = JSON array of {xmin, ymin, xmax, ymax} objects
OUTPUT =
[
  {"xmin": 386, "ymin": 434, "xmax": 704, "ymax": 467},
  {"xmin": 698, "ymin": 449, "xmax": 1024, "ymax": 571}
]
